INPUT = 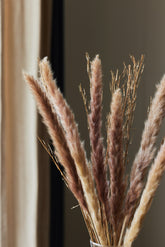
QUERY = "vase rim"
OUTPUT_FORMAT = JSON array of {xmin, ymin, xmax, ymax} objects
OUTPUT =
[
  {"xmin": 90, "ymin": 239, "xmax": 123, "ymax": 247},
  {"xmin": 90, "ymin": 240, "xmax": 110, "ymax": 247}
]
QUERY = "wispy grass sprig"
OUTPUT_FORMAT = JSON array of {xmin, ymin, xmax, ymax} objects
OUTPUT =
[
  {"xmin": 24, "ymin": 54, "xmax": 165, "ymax": 247},
  {"xmin": 110, "ymin": 55, "xmax": 144, "ymax": 168}
]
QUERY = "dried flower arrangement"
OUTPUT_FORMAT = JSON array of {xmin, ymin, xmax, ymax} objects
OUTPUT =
[{"xmin": 24, "ymin": 54, "xmax": 165, "ymax": 247}]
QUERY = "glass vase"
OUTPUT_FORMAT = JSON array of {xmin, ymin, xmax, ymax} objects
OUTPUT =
[{"xmin": 90, "ymin": 240, "xmax": 123, "ymax": 247}]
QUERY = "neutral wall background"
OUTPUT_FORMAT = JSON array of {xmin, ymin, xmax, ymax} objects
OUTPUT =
[{"xmin": 64, "ymin": 1, "xmax": 165, "ymax": 247}]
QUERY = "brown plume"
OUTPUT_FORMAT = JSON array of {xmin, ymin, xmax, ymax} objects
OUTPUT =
[
  {"xmin": 124, "ymin": 140, "xmax": 165, "ymax": 247},
  {"xmin": 125, "ymin": 75, "xmax": 165, "ymax": 225},
  {"xmin": 24, "ymin": 73, "xmax": 87, "ymax": 211},
  {"xmin": 88, "ymin": 55, "xmax": 110, "ymax": 221},
  {"xmin": 107, "ymin": 89, "xmax": 126, "ymax": 240}
]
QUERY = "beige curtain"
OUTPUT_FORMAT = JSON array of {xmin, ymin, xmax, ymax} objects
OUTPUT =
[{"xmin": 1, "ymin": 0, "xmax": 51, "ymax": 246}]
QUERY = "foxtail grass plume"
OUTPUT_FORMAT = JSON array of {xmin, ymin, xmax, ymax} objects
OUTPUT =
[
  {"xmin": 88, "ymin": 55, "xmax": 110, "ymax": 223},
  {"xmin": 107, "ymin": 89, "xmax": 126, "ymax": 245}
]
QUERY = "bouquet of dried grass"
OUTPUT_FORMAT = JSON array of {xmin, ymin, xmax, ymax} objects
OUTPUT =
[{"xmin": 24, "ymin": 54, "xmax": 165, "ymax": 247}]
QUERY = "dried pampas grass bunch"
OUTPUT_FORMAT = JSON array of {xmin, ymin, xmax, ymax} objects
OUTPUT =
[{"xmin": 24, "ymin": 54, "xmax": 165, "ymax": 247}]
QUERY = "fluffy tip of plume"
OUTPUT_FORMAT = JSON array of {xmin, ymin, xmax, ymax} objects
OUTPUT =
[
  {"xmin": 114, "ymin": 88, "xmax": 121, "ymax": 94},
  {"xmin": 113, "ymin": 88, "xmax": 122, "ymax": 101},
  {"xmin": 91, "ymin": 54, "xmax": 101, "ymax": 67},
  {"xmin": 161, "ymin": 74, "xmax": 165, "ymax": 82},
  {"xmin": 39, "ymin": 56, "xmax": 54, "ymax": 87},
  {"xmin": 95, "ymin": 54, "xmax": 100, "ymax": 59},
  {"xmin": 23, "ymin": 72, "xmax": 32, "ymax": 82},
  {"xmin": 91, "ymin": 55, "xmax": 102, "ymax": 81},
  {"xmin": 40, "ymin": 56, "xmax": 48, "ymax": 64},
  {"xmin": 161, "ymin": 137, "xmax": 165, "ymax": 146},
  {"xmin": 156, "ymin": 74, "xmax": 165, "ymax": 89},
  {"xmin": 93, "ymin": 54, "xmax": 100, "ymax": 62},
  {"xmin": 39, "ymin": 57, "xmax": 51, "ymax": 72}
]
